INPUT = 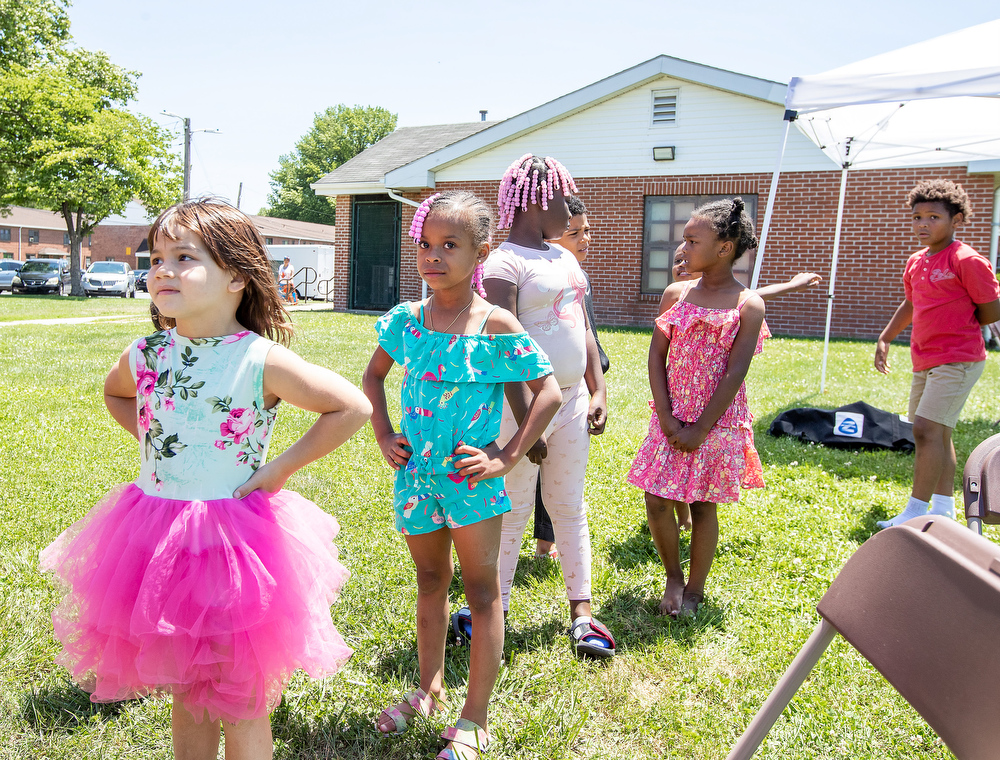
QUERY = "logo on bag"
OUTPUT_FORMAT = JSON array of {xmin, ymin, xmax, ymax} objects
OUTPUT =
[{"xmin": 834, "ymin": 411, "xmax": 864, "ymax": 439}]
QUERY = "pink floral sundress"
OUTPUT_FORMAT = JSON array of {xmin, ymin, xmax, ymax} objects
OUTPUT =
[{"xmin": 627, "ymin": 295, "xmax": 769, "ymax": 504}]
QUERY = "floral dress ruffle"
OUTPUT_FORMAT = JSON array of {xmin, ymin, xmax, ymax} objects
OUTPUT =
[
  {"xmin": 375, "ymin": 303, "xmax": 553, "ymax": 482},
  {"xmin": 627, "ymin": 300, "xmax": 770, "ymax": 504}
]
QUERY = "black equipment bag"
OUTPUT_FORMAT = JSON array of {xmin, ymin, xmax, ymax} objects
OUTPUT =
[{"xmin": 768, "ymin": 400, "xmax": 915, "ymax": 452}]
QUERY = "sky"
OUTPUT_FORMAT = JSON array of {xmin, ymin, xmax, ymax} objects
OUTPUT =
[{"xmin": 68, "ymin": 1, "xmax": 999, "ymax": 218}]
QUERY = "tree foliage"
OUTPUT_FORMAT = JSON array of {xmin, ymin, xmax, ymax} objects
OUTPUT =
[
  {"xmin": 0, "ymin": 1, "xmax": 180, "ymax": 295},
  {"xmin": 261, "ymin": 104, "xmax": 397, "ymax": 224},
  {"xmin": 0, "ymin": 0, "xmax": 70, "ymax": 67}
]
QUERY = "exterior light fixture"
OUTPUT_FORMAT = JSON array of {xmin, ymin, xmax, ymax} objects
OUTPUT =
[{"xmin": 652, "ymin": 146, "xmax": 676, "ymax": 161}]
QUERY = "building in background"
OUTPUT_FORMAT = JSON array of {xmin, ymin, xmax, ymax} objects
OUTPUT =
[
  {"xmin": 0, "ymin": 207, "xmax": 93, "ymax": 264},
  {"xmin": 313, "ymin": 55, "xmax": 999, "ymax": 339}
]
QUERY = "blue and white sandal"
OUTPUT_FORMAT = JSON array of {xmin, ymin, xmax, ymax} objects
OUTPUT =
[
  {"xmin": 570, "ymin": 615, "xmax": 616, "ymax": 659},
  {"xmin": 437, "ymin": 717, "xmax": 490, "ymax": 759}
]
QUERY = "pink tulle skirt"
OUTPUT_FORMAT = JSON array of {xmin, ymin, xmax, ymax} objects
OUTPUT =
[{"xmin": 40, "ymin": 483, "xmax": 352, "ymax": 723}]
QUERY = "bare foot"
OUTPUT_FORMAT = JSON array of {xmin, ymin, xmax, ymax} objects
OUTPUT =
[
  {"xmin": 675, "ymin": 502, "xmax": 692, "ymax": 531},
  {"xmin": 679, "ymin": 590, "xmax": 704, "ymax": 618},
  {"xmin": 659, "ymin": 576, "xmax": 685, "ymax": 617}
]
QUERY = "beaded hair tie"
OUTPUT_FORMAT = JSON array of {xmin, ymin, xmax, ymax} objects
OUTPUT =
[
  {"xmin": 409, "ymin": 192, "xmax": 442, "ymax": 240},
  {"xmin": 496, "ymin": 154, "xmax": 578, "ymax": 229}
]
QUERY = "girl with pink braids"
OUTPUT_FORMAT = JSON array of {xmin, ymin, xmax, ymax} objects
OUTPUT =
[
  {"xmin": 454, "ymin": 154, "xmax": 616, "ymax": 659},
  {"xmin": 40, "ymin": 198, "xmax": 372, "ymax": 759},
  {"xmin": 364, "ymin": 190, "xmax": 560, "ymax": 760}
]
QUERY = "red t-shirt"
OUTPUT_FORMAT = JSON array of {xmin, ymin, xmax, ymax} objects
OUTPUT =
[{"xmin": 903, "ymin": 240, "xmax": 1000, "ymax": 371}]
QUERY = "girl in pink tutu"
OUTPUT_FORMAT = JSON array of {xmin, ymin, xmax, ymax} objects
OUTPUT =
[
  {"xmin": 40, "ymin": 198, "xmax": 372, "ymax": 759},
  {"xmin": 627, "ymin": 198, "xmax": 768, "ymax": 618}
]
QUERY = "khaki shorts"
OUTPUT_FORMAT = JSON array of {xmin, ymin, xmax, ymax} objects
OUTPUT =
[{"xmin": 908, "ymin": 361, "xmax": 985, "ymax": 428}]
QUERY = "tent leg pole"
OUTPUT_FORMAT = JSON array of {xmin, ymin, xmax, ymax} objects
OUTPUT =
[
  {"xmin": 751, "ymin": 117, "xmax": 792, "ymax": 291},
  {"xmin": 726, "ymin": 619, "xmax": 838, "ymax": 760},
  {"xmin": 820, "ymin": 166, "xmax": 849, "ymax": 393}
]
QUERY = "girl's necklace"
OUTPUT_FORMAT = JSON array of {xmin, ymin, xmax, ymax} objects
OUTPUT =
[{"xmin": 428, "ymin": 295, "xmax": 473, "ymax": 333}]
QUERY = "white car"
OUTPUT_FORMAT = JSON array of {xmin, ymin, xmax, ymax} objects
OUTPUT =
[{"xmin": 83, "ymin": 261, "xmax": 136, "ymax": 298}]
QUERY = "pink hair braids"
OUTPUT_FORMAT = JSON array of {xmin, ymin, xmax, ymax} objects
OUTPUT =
[
  {"xmin": 408, "ymin": 192, "xmax": 442, "ymax": 240},
  {"xmin": 496, "ymin": 154, "xmax": 578, "ymax": 229},
  {"xmin": 471, "ymin": 262, "xmax": 486, "ymax": 297}
]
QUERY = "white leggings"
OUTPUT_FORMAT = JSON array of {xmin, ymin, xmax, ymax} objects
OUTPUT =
[{"xmin": 498, "ymin": 380, "xmax": 592, "ymax": 609}]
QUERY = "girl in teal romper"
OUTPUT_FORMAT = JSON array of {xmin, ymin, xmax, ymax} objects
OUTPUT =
[{"xmin": 363, "ymin": 191, "xmax": 560, "ymax": 760}]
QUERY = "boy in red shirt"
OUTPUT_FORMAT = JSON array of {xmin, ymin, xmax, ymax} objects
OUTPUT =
[{"xmin": 875, "ymin": 180, "xmax": 1000, "ymax": 527}]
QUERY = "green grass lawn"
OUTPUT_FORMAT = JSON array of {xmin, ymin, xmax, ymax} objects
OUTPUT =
[
  {"xmin": 1, "ymin": 305, "xmax": 997, "ymax": 759},
  {"xmin": 0, "ymin": 293, "xmax": 151, "ymax": 322}
]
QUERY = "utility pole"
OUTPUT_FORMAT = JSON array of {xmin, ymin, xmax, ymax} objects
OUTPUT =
[{"xmin": 162, "ymin": 111, "xmax": 220, "ymax": 200}]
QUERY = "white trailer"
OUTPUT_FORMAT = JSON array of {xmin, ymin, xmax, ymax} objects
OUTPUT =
[{"xmin": 267, "ymin": 244, "xmax": 336, "ymax": 301}]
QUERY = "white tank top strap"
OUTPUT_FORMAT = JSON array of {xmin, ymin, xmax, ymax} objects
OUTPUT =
[{"xmin": 479, "ymin": 305, "xmax": 500, "ymax": 334}]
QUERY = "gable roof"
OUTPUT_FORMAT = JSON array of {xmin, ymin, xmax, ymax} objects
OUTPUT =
[
  {"xmin": 311, "ymin": 122, "xmax": 494, "ymax": 196},
  {"xmin": 0, "ymin": 206, "xmax": 70, "ymax": 231},
  {"xmin": 366, "ymin": 55, "xmax": 787, "ymax": 193},
  {"xmin": 384, "ymin": 55, "xmax": 786, "ymax": 189},
  {"xmin": 251, "ymin": 215, "xmax": 335, "ymax": 243}
]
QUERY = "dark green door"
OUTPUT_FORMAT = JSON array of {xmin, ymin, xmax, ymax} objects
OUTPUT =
[{"xmin": 351, "ymin": 196, "xmax": 400, "ymax": 311}]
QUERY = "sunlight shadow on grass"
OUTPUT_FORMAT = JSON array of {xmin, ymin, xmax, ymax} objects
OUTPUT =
[
  {"xmin": 849, "ymin": 508, "xmax": 887, "ymax": 544},
  {"xmin": 605, "ymin": 521, "xmax": 690, "ymax": 571},
  {"xmin": 21, "ymin": 679, "xmax": 125, "ymax": 732},
  {"xmin": 598, "ymin": 588, "xmax": 726, "ymax": 652}
]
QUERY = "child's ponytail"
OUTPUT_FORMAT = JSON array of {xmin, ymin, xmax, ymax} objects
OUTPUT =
[{"xmin": 693, "ymin": 197, "xmax": 759, "ymax": 260}]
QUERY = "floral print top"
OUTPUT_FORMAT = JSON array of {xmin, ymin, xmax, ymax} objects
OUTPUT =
[
  {"xmin": 375, "ymin": 303, "xmax": 553, "ymax": 481},
  {"xmin": 656, "ymin": 298, "xmax": 770, "ymax": 429},
  {"xmin": 128, "ymin": 328, "xmax": 277, "ymax": 500}
]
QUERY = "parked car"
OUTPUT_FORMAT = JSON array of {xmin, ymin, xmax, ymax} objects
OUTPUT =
[
  {"xmin": 0, "ymin": 260, "xmax": 23, "ymax": 293},
  {"xmin": 12, "ymin": 258, "xmax": 71, "ymax": 295},
  {"xmin": 82, "ymin": 261, "xmax": 136, "ymax": 298},
  {"xmin": 135, "ymin": 269, "xmax": 149, "ymax": 292}
]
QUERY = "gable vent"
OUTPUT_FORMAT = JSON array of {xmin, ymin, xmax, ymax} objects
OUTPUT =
[{"xmin": 652, "ymin": 89, "xmax": 678, "ymax": 125}]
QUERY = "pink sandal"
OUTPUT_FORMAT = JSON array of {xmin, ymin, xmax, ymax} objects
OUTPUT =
[
  {"xmin": 377, "ymin": 688, "xmax": 440, "ymax": 734},
  {"xmin": 437, "ymin": 718, "xmax": 491, "ymax": 759}
]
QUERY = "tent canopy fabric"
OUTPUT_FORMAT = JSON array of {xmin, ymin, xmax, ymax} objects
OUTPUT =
[
  {"xmin": 754, "ymin": 19, "xmax": 1000, "ymax": 391},
  {"xmin": 784, "ymin": 19, "xmax": 1000, "ymax": 169}
]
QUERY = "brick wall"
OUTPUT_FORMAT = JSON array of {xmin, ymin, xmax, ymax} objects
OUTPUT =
[
  {"xmin": 0, "ymin": 226, "xmax": 92, "ymax": 266},
  {"xmin": 332, "ymin": 195, "xmax": 353, "ymax": 309},
  {"xmin": 367, "ymin": 167, "xmax": 996, "ymax": 339},
  {"xmin": 90, "ymin": 225, "xmax": 150, "ymax": 268}
]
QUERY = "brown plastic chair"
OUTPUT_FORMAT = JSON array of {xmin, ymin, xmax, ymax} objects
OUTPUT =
[
  {"xmin": 964, "ymin": 432, "xmax": 1000, "ymax": 534},
  {"xmin": 728, "ymin": 515, "xmax": 1000, "ymax": 760}
]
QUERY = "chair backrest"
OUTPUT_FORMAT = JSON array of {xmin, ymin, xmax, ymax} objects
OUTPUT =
[
  {"xmin": 964, "ymin": 433, "xmax": 1000, "ymax": 524},
  {"xmin": 817, "ymin": 516, "xmax": 1000, "ymax": 760}
]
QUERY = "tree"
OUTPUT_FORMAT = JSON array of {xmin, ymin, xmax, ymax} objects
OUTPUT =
[
  {"xmin": 261, "ymin": 104, "xmax": 396, "ymax": 224},
  {"xmin": 0, "ymin": 0, "xmax": 70, "ymax": 67},
  {"xmin": 0, "ymin": 19, "xmax": 181, "ymax": 295}
]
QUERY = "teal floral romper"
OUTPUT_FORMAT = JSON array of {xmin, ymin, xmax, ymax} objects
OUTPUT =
[{"xmin": 375, "ymin": 302, "xmax": 553, "ymax": 535}]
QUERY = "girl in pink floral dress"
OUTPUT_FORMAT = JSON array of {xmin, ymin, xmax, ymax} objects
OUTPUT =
[
  {"xmin": 627, "ymin": 198, "xmax": 768, "ymax": 618},
  {"xmin": 40, "ymin": 199, "xmax": 372, "ymax": 759}
]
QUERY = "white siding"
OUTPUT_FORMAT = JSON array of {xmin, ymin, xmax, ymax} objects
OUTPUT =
[{"xmin": 433, "ymin": 76, "xmax": 837, "ymax": 182}]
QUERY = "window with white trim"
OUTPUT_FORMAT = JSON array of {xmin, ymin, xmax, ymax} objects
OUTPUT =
[
  {"xmin": 651, "ymin": 89, "xmax": 678, "ymax": 126},
  {"xmin": 641, "ymin": 194, "xmax": 758, "ymax": 294}
]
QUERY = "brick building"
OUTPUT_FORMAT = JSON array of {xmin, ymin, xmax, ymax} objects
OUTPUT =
[
  {"xmin": 312, "ymin": 55, "xmax": 1000, "ymax": 339},
  {"xmin": 91, "ymin": 206, "xmax": 337, "ymax": 269},
  {"xmin": 0, "ymin": 206, "xmax": 93, "ymax": 264}
]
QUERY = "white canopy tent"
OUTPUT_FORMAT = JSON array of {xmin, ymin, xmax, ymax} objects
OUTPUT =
[{"xmin": 750, "ymin": 19, "xmax": 1000, "ymax": 390}]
